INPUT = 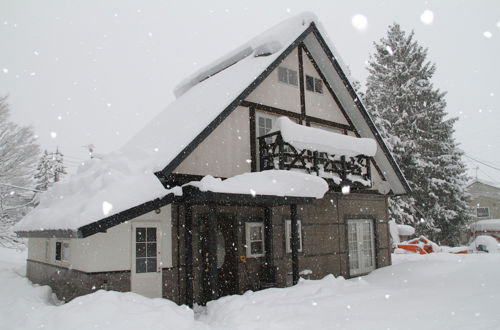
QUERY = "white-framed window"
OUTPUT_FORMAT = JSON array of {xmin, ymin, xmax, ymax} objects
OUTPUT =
[
  {"xmin": 278, "ymin": 66, "xmax": 298, "ymax": 86},
  {"xmin": 347, "ymin": 219, "xmax": 375, "ymax": 276},
  {"xmin": 55, "ymin": 240, "xmax": 70, "ymax": 262},
  {"xmin": 285, "ymin": 219, "xmax": 303, "ymax": 253},
  {"xmin": 305, "ymin": 75, "xmax": 323, "ymax": 94},
  {"xmin": 476, "ymin": 207, "xmax": 490, "ymax": 218},
  {"xmin": 256, "ymin": 112, "xmax": 276, "ymax": 139},
  {"xmin": 245, "ymin": 222, "xmax": 265, "ymax": 257}
]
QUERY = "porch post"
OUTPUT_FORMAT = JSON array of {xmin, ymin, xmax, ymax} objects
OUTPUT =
[
  {"xmin": 184, "ymin": 204, "xmax": 193, "ymax": 308},
  {"xmin": 290, "ymin": 203, "xmax": 299, "ymax": 285},
  {"xmin": 264, "ymin": 207, "xmax": 273, "ymax": 266},
  {"xmin": 207, "ymin": 204, "xmax": 218, "ymax": 300}
]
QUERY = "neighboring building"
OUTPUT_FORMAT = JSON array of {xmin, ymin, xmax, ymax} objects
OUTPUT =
[
  {"xmin": 14, "ymin": 13, "xmax": 410, "ymax": 306},
  {"xmin": 465, "ymin": 180, "xmax": 500, "ymax": 243},
  {"xmin": 467, "ymin": 180, "xmax": 500, "ymax": 221}
]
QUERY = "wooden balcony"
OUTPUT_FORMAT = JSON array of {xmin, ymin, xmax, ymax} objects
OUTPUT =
[{"xmin": 258, "ymin": 131, "xmax": 372, "ymax": 190}]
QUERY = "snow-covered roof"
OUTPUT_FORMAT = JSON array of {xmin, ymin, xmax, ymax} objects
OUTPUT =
[
  {"xmin": 187, "ymin": 170, "xmax": 328, "ymax": 199},
  {"xmin": 120, "ymin": 13, "xmax": 317, "ymax": 174},
  {"xmin": 15, "ymin": 12, "xmax": 409, "ymax": 235},
  {"xmin": 272, "ymin": 117, "xmax": 377, "ymax": 157},
  {"xmin": 470, "ymin": 219, "xmax": 500, "ymax": 232},
  {"xmin": 14, "ymin": 155, "xmax": 182, "ymax": 232}
]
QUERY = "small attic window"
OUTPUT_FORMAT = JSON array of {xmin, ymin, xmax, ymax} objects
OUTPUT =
[
  {"xmin": 278, "ymin": 67, "xmax": 298, "ymax": 86},
  {"xmin": 306, "ymin": 75, "xmax": 323, "ymax": 94}
]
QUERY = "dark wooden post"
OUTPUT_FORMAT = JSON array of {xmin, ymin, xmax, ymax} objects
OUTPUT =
[
  {"xmin": 290, "ymin": 204, "xmax": 299, "ymax": 285},
  {"xmin": 184, "ymin": 204, "xmax": 193, "ymax": 308},
  {"xmin": 264, "ymin": 207, "xmax": 273, "ymax": 266},
  {"xmin": 207, "ymin": 204, "xmax": 218, "ymax": 300}
]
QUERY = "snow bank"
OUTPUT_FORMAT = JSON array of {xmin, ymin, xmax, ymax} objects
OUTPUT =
[
  {"xmin": 468, "ymin": 235, "xmax": 499, "ymax": 253},
  {"xmin": 397, "ymin": 224, "xmax": 415, "ymax": 236},
  {"xmin": 14, "ymin": 154, "xmax": 181, "ymax": 232},
  {"xmin": 187, "ymin": 170, "xmax": 329, "ymax": 199},
  {"xmin": 272, "ymin": 117, "xmax": 377, "ymax": 157},
  {"xmin": 469, "ymin": 219, "xmax": 500, "ymax": 232}
]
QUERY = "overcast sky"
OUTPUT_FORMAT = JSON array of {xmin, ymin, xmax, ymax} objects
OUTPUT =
[{"xmin": 1, "ymin": 0, "xmax": 499, "ymax": 184}]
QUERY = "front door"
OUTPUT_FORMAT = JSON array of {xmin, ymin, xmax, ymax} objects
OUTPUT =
[
  {"xmin": 347, "ymin": 219, "xmax": 376, "ymax": 276},
  {"xmin": 131, "ymin": 223, "xmax": 162, "ymax": 298},
  {"xmin": 201, "ymin": 214, "xmax": 238, "ymax": 302}
]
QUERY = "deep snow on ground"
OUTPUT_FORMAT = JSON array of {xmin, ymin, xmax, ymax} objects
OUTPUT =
[{"xmin": 1, "ymin": 248, "xmax": 499, "ymax": 330}]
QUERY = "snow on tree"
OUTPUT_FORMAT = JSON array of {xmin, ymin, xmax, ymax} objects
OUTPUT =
[
  {"xmin": 364, "ymin": 24, "xmax": 471, "ymax": 245},
  {"xmin": 34, "ymin": 148, "xmax": 67, "ymax": 194},
  {"xmin": 0, "ymin": 96, "xmax": 40, "ymax": 248}
]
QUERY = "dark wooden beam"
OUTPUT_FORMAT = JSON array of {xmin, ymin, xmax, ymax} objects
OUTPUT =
[
  {"xmin": 249, "ymin": 105, "xmax": 257, "ymax": 172},
  {"xmin": 298, "ymin": 45, "xmax": 306, "ymax": 119},
  {"xmin": 290, "ymin": 203, "xmax": 299, "ymax": 285},
  {"xmin": 207, "ymin": 204, "xmax": 218, "ymax": 301},
  {"xmin": 184, "ymin": 204, "xmax": 194, "ymax": 308},
  {"xmin": 264, "ymin": 207, "xmax": 273, "ymax": 267}
]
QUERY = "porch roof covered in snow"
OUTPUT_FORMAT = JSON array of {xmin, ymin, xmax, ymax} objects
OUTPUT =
[{"xmin": 16, "ymin": 171, "xmax": 327, "ymax": 238}]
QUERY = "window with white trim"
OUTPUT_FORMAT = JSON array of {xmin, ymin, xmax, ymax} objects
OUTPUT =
[
  {"xmin": 305, "ymin": 75, "xmax": 323, "ymax": 94},
  {"xmin": 476, "ymin": 207, "xmax": 490, "ymax": 218},
  {"xmin": 278, "ymin": 66, "xmax": 298, "ymax": 86},
  {"xmin": 285, "ymin": 219, "xmax": 303, "ymax": 253},
  {"xmin": 55, "ymin": 241, "xmax": 70, "ymax": 262},
  {"xmin": 245, "ymin": 222, "xmax": 265, "ymax": 257}
]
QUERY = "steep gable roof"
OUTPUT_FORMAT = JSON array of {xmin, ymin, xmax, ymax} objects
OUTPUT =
[{"xmin": 15, "ymin": 12, "xmax": 410, "ymax": 237}]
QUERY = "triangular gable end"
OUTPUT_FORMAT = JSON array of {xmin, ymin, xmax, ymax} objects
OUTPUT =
[{"xmin": 159, "ymin": 23, "xmax": 410, "ymax": 195}]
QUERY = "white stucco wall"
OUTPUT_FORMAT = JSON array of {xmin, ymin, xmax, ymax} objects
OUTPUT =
[
  {"xmin": 28, "ymin": 204, "xmax": 173, "ymax": 273},
  {"xmin": 174, "ymin": 106, "xmax": 251, "ymax": 178},
  {"xmin": 303, "ymin": 55, "xmax": 349, "ymax": 125},
  {"xmin": 246, "ymin": 48, "xmax": 301, "ymax": 113}
]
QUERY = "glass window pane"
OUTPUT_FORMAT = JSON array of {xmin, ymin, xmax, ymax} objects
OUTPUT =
[
  {"xmin": 278, "ymin": 67, "xmax": 287, "ymax": 83},
  {"xmin": 306, "ymin": 75, "xmax": 314, "ymax": 91},
  {"xmin": 136, "ymin": 258, "xmax": 147, "ymax": 273},
  {"xmin": 265, "ymin": 118, "xmax": 273, "ymax": 131},
  {"xmin": 251, "ymin": 242, "xmax": 263, "ymax": 255},
  {"xmin": 136, "ymin": 228, "xmax": 146, "ymax": 242},
  {"xmin": 250, "ymin": 226, "xmax": 262, "ymax": 240},
  {"xmin": 288, "ymin": 70, "xmax": 298, "ymax": 86},
  {"xmin": 136, "ymin": 243, "xmax": 146, "ymax": 258},
  {"xmin": 146, "ymin": 243, "xmax": 157, "ymax": 257},
  {"xmin": 146, "ymin": 258, "xmax": 157, "ymax": 273},
  {"xmin": 147, "ymin": 228, "xmax": 156, "ymax": 242},
  {"xmin": 315, "ymin": 79, "xmax": 323, "ymax": 93},
  {"xmin": 55, "ymin": 242, "xmax": 62, "ymax": 261}
]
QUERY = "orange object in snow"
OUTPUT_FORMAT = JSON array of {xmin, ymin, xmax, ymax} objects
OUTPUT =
[{"xmin": 396, "ymin": 236, "xmax": 434, "ymax": 254}]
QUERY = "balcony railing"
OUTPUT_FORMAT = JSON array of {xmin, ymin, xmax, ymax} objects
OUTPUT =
[{"xmin": 258, "ymin": 131, "xmax": 372, "ymax": 189}]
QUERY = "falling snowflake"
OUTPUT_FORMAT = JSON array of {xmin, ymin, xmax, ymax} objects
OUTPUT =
[
  {"xmin": 351, "ymin": 14, "xmax": 368, "ymax": 31},
  {"xmin": 50, "ymin": 132, "xmax": 57, "ymax": 139},
  {"xmin": 102, "ymin": 201, "xmax": 113, "ymax": 216},
  {"xmin": 420, "ymin": 10, "xmax": 434, "ymax": 25},
  {"xmin": 483, "ymin": 31, "xmax": 493, "ymax": 38},
  {"xmin": 250, "ymin": 189, "xmax": 256, "ymax": 197},
  {"xmin": 2, "ymin": 68, "xmax": 7, "ymax": 74},
  {"xmin": 148, "ymin": 32, "xmax": 153, "ymax": 38},
  {"xmin": 386, "ymin": 46, "xmax": 394, "ymax": 55},
  {"xmin": 57, "ymin": 115, "xmax": 62, "ymax": 120},
  {"xmin": 384, "ymin": 294, "xmax": 390, "ymax": 299},
  {"xmin": 33, "ymin": 50, "xmax": 39, "ymax": 56}
]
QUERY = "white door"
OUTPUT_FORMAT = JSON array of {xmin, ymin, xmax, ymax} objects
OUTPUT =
[
  {"xmin": 131, "ymin": 223, "xmax": 162, "ymax": 298},
  {"xmin": 347, "ymin": 219, "xmax": 376, "ymax": 276}
]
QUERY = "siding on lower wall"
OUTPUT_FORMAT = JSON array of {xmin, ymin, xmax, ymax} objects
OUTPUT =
[{"xmin": 26, "ymin": 260, "xmax": 130, "ymax": 302}]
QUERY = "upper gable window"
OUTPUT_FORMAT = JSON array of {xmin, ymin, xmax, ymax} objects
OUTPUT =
[
  {"xmin": 305, "ymin": 75, "xmax": 323, "ymax": 94},
  {"xmin": 278, "ymin": 67, "xmax": 298, "ymax": 86}
]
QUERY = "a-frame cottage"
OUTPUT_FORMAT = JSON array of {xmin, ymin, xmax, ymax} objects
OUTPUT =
[{"xmin": 15, "ymin": 13, "xmax": 410, "ymax": 306}]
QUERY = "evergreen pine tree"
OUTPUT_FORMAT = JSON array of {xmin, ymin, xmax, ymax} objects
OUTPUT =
[
  {"xmin": 364, "ymin": 24, "xmax": 471, "ymax": 245},
  {"xmin": 34, "ymin": 148, "xmax": 67, "ymax": 193}
]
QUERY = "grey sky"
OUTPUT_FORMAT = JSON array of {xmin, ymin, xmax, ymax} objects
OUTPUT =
[{"xmin": 1, "ymin": 0, "xmax": 499, "ymax": 183}]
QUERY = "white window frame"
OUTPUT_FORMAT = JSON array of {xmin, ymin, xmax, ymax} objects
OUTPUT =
[
  {"xmin": 347, "ymin": 219, "xmax": 376, "ymax": 276},
  {"xmin": 277, "ymin": 66, "xmax": 299, "ymax": 87},
  {"xmin": 285, "ymin": 219, "xmax": 303, "ymax": 253},
  {"xmin": 245, "ymin": 222, "xmax": 265, "ymax": 258},
  {"xmin": 255, "ymin": 112, "xmax": 277, "ymax": 139},
  {"xmin": 476, "ymin": 207, "xmax": 490, "ymax": 218},
  {"xmin": 55, "ymin": 240, "xmax": 70, "ymax": 263}
]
